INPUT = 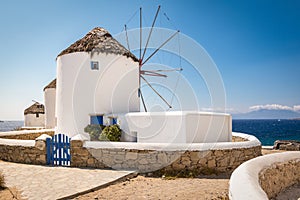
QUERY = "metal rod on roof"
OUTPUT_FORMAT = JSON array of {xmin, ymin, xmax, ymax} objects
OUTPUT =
[
  {"xmin": 141, "ymin": 70, "xmax": 167, "ymax": 77},
  {"xmin": 124, "ymin": 24, "xmax": 130, "ymax": 52},
  {"xmin": 141, "ymin": 75, "xmax": 172, "ymax": 109},
  {"xmin": 32, "ymin": 100, "xmax": 41, "ymax": 104},
  {"xmin": 139, "ymin": 7, "xmax": 142, "ymax": 61},
  {"xmin": 138, "ymin": 7, "xmax": 142, "ymax": 98},
  {"xmin": 139, "ymin": 88, "xmax": 147, "ymax": 112},
  {"xmin": 142, "ymin": 30, "xmax": 180, "ymax": 66},
  {"xmin": 144, "ymin": 68, "xmax": 183, "ymax": 73},
  {"xmin": 141, "ymin": 5, "xmax": 161, "ymax": 62}
]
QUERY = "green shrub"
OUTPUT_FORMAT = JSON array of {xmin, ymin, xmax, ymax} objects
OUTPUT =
[
  {"xmin": 99, "ymin": 124, "xmax": 122, "ymax": 142},
  {"xmin": 84, "ymin": 124, "xmax": 106, "ymax": 141}
]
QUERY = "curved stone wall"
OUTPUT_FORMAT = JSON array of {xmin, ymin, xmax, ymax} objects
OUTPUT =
[
  {"xmin": 229, "ymin": 151, "xmax": 300, "ymax": 200},
  {"xmin": 71, "ymin": 132, "xmax": 262, "ymax": 173},
  {"xmin": 0, "ymin": 131, "xmax": 262, "ymax": 175}
]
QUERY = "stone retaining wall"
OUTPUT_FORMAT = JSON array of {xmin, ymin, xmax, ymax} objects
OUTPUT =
[
  {"xmin": 71, "ymin": 140, "xmax": 107, "ymax": 168},
  {"xmin": 0, "ymin": 135, "xmax": 49, "ymax": 165},
  {"xmin": 71, "ymin": 132, "xmax": 262, "ymax": 173},
  {"xmin": 0, "ymin": 131, "xmax": 261, "ymax": 175},
  {"xmin": 229, "ymin": 151, "xmax": 300, "ymax": 200},
  {"xmin": 259, "ymin": 159, "xmax": 300, "ymax": 199}
]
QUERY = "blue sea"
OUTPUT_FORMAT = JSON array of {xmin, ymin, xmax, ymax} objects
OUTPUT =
[
  {"xmin": 233, "ymin": 119, "xmax": 300, "ymax": 146},
  {"xmin": 0, "ymin": 121, "xmax": 24, "ymax": 132},
  {"xmin": 0, "ymin": 120, "xmax": 300, "ymax": 146}
]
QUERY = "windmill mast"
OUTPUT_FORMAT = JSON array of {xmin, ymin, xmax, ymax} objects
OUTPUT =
[{"xmin": 126, "ymin": 5, "xmax": 181, "ymax": 112}]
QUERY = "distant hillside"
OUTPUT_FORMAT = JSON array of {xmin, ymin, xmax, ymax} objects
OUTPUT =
[{"xmin": 232, "ymin": 109, "xmax": 300, "ymax": 119}]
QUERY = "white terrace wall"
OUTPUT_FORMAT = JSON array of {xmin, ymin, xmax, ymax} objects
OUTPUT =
[
  {"xmin": 119, "ymin": 111, "xmax": 232, "ymax": 143},
  {"xmin": 229, "ymin": 151, "xmax": 300, "ymax": 200},
  {"xmin": 71, "ymin": 132, "xmax": 261, "ymax": 173}
]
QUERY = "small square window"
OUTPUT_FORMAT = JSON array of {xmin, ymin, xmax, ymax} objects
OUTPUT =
[
  {"xmin": 90, "ymin": 115, "xmax": 103, "ymax": 125},
  {"xmin": 36, "ymin": 113, "xmax": 39, "ymax": 118},
  {"xmin": 91, "ymin": 61, "xmax": 99, "ymax": 70}
]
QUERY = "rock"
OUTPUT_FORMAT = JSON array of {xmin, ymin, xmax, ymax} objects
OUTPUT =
[
  {"xmin": 125, "ymin": 152, "xmax": 138, "ymax": 160},
  {"xmin": 138, "ymin": 158, "xmax": 149, "ymax": 165},
  {"xmin": 87, "ymin": 158, "xmax": 95, "ymax": 165},
  {"xmin": 273, "ymin": 140, "xmax": 300, "ymax": 151},
  {"xmin": 207, "ymin": 159, "xmax": 216, "ymax": 168},
  {"xmin": 157, "ymin": 153, "xmax": 168, "ymax": 164}
]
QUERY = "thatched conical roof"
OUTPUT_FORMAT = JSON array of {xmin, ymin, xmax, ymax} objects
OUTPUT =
[
  {"xmin": 57, "ymin": 27, "xmax": 138, "ymax": 62},
  {"xmin": 24, "ymin": 102, "xmax": 45, "ymax": 115},
  {"xmin": 43, "ymin": 79, "xmax": 56, "ymax": 91}
]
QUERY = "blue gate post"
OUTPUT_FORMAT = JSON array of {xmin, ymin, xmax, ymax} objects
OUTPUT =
[{"xmin": 46, "ymin": 137, "xmax": 52, "ymax": 165}]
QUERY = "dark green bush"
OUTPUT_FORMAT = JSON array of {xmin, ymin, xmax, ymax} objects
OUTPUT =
[
  {"xmin": 99, "ymin": 124, "xmax": 122, "ymax": 142},
  {"xmin": 84, "ymin": 124, "xmax": 106, "ymax": 141}
]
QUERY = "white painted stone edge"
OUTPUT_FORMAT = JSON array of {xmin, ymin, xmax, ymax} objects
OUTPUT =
[
  {"xmin": 36, "ymin": 134, "xmax": 52, "ymax": 141},
  {"xmin": 0, "ymin": 138, "xmax": 35, "ymax": 147},
  {"xmin": 229, "ymin": 151, "xmax": 300, "ymax": 200},
  {"xmin": 71, "ymin": 134, "xmax": 90, "ymax": 141},
  {"xmin": 83, "ymin": 132, "xmax": 261, "ymax": 151},
  {"xmin": 0, "ymin": 129, "xmax": 54, "ymax": 137}
]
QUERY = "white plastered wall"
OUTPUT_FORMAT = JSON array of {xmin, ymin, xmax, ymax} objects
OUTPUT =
[
  {"xmin": 56, "ymin": 52, "xmax": 139, "ymax": 137},
  {"xmin": 118, "ymin": 111, "xmax": 232, "ymax": 143},
  {"xmin": 24, "ymin": 114, "xmax": 45, "ymax": 127},
  {"xmin": 44, "ymin": 88, "xmax": 56, "ymax": 129}
]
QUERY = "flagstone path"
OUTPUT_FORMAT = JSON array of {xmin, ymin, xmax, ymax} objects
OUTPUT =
[{"xmin": 0, "ymin": 161, "xmax": 136, "ymax": 200}]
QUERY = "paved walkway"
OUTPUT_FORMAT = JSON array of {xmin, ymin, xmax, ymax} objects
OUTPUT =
[{"xmin": 0, "ymin": 161, "xmax": 135, "ymax": 200}]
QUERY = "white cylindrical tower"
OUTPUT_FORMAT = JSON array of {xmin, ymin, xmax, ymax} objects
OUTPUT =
[
  {"xmin": 44, "ymin": 79, "xmax": 56, "ymax": 129},
  {"xmin": 56, "ymin": 27, "xmax": 140, "ymax": 137}
]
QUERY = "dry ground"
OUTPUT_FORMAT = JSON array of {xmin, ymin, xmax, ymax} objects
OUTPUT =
[
  {"xmin": 72, "ymin": 149, "xmax": 286, "ymax": 200},
  {"xmin": 0, "ymin": 187, "xmax": 21, "ymax": 200},
  {"xmin": 73, "ymin": 175, "xmax": 230, "ymax": 200},
  {"xmin": 0, "ymin": 149, "xmax": 287, "ymax": 200}
]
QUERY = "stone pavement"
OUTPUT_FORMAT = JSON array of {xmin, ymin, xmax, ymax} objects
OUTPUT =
[{"xmin": 0, "ymin": 161, "xmax": 136, "ymax": 200}]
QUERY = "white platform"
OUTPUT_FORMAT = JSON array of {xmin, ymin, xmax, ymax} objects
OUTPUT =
[{"xmin": 119, "ymin": 111, "xmax": 232, "ymax": 143}]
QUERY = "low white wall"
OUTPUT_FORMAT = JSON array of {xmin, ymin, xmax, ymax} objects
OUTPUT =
[
  {"xmin": 0, "ymin": 138, "xmax": 35, "ymax": 146},
  {"xmin": 229, "ymin": 151, "xmax": 300, "ymax": 200},
  {"xmin": 72, "ymin": 132, "xmax": 261, "ymax": 173},
  {"xmin": 85, "ymin": 132, "xmax": 259, "ymax": 151},
  {"xmin": 0, "ymin": 129, "xmax": 54, "ymax": 137},
  {"xmin": 24, "ymin": 114, "xmax": 45, "ymax": 127},
  {"xmin": 119, "ymin": 111, "xmax": 232, "ymax": 143}
]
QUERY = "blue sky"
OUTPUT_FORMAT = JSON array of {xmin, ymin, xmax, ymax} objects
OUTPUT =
[{"xmin": 0, "ymin": 0, "xmax": 299, "ymax": 120}]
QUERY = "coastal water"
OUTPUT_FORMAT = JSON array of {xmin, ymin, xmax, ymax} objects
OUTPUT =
[
  {"xmin": 0, "ymin": 120, "xmax": 299, "ymax": 146},
  {"xmin": 0, "ymin": 121, "xmax": 23, "ymax": 132},
  {"xmin": 233, "ymin": 119, "xmax": 300, "ymax": 146}
]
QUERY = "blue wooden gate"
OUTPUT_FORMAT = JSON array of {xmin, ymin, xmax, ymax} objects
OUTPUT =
[{"xmin": 46, "ymin": 133, "xmax": 71, "ymax": 166}]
